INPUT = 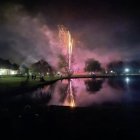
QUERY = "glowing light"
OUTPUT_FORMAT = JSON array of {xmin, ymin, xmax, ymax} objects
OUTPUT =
[
  {"xmin": 68, "ymin": 31, "xmax": 73, "ymax": 70},
  {"xmin": 64, "ymin": 80, "xmax": 76, "ymax": 108},
  {"xmin": 0, "ymin": 69, "xmax": 17, "ymax": 75},
  {"xmin": 124, "ymin": 68, "xmax": 130, "ymax": 73},
  {"xmin": 10, "ymin": 70, "xmax": 17, "ymax": 75},
  {"xmin": 59, "ymin": 25, "xmax": 73, "ymax": 72},
  {"xmin": 0, "ymin": 69, "xmax": 7, "ymax": 75},
  {"xmin": 125, "ymin": 77, "xmax": 130, "ymax": 83}
]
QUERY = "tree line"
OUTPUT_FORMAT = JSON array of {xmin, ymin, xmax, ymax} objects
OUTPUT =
[
  {"xmin": 1, "ymin": 57, "xmax": 140, "ymax": 75},
  {"xmin": 0, "ymin": 58, "xmax": 19, "ymax": 70},
  {"xmin": 84, "ymin": 58, "xmax": 140, "ymax": 74}
]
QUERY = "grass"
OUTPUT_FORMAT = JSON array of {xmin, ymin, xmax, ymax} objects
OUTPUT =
[
  {"xmin": 0, "ymin": 75, "xmax": 60, "ymax": 94},
  {"xmin": 1, "ymin": 73, "xmax": 140, "ymax": 94}
]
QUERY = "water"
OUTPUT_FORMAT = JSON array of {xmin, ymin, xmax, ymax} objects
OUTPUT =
[
  {"xmin": 27, "ymin": 77, "xmax": 140, "ymax": 107},
  {"xmin": 1, "ymin": 77, "xmax": 140, "ymax": 109},
  {"xmin": 1, "ymin": 77, "xmax": 140, "ymax": 138}
]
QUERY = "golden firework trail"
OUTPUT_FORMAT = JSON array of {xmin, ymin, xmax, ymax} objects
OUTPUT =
[{"xmin": 59, "ymin": 26, "xmax": 73, "ymax": 71}]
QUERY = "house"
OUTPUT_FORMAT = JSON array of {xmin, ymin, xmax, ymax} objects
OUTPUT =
[
  {"xmin": 0, "ymin": 68, "xmax": 18, "ymax": 75},
  {"xmin": 0, "ymin": 58, "xmax": 19, "ymax": 75}
]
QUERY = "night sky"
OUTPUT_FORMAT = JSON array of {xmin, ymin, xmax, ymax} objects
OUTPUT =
[{"xmin": 0, "ymin": 0, "xmax": 140, "ymax": 68}]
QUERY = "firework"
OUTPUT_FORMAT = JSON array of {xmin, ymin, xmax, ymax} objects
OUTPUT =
[{"xmin": 59, "ymin": 25, "xmax": 73, "ymax": 71}]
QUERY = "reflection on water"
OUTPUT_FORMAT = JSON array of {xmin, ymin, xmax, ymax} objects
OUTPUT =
[
  {"xmin": 85, "ymin": 79, "xmax": 104, "ymax": 93},
  {"xmin": 46, "ymin": 79, "xmax": 76, "ymax": 107},
  {"xmin": 125, "ymin": 77, "xmax": 130, "ymax": 83},
  {"xmin": 1, "ymin": 77, "xmax": 140, "ymax": 139},
  {"xmin": 27, "ymin": 77, "xmax": 140, "ymax": 107},
  {"xmin": 63, "ymin": 80, "xmax": 75, "ymax": 107},
  {"xmin": 1, "ymin": 78, "xmax": 140, "ymax": 109}
]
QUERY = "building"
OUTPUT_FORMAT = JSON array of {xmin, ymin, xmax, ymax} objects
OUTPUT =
[
  {"xmin": 0, "ymin": 58, "xmax": 19, "ymax": 75},
  {"xmin": 0, "ymin": 68, "xmax": 18, "ymax": 75}
]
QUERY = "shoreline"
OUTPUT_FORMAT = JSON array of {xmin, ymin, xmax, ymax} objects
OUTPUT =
[
  {"xmin": 0, "ymin": 74, "xmax": 140, "ymax": 94},
  {"xmin": 61, "ymin": 74, "xmax": 140, "ymax": 79}
]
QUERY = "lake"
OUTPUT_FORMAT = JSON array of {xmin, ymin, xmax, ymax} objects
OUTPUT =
[
  {"xmin": 4, "ymin": 77, "xmax": 140, "ymax": 108},
  {"xmin": 1, "ymin": 77, "xmax": 140, "ymax": 139}
]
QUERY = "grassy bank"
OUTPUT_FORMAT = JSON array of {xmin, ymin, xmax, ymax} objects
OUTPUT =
[
  {"xmin": 1, "ymin": 74, "xmax": 140, "ymax": 94},
  {"xmin": 0, "ymin": 76, "xmax": 59, "ymax": 94}
]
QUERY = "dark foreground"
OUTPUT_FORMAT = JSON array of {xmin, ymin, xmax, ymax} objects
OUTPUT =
[{"xmin": 0, "ymin": 104, "xmax": 140, "ymax": 139}]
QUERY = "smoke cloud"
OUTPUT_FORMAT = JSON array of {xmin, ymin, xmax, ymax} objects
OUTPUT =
[{"xmin": 0, "ymin": 2, "xmax": 140, "ymax": 70}]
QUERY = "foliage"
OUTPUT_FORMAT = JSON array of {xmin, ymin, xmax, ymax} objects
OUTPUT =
[
  {"xmin": 84, "ymin": 58, "xmax": 102, "ymax": 72},
  {"xmin": 126, "ymin": 60, "xmax": 140, "ymax": 73},
  {"xmin": 31, "ymin": 59, "xmax": 53, "ymax": 75},
  {"xmin": 19, "ymin": 64, "xmax": 29, "ymax": 75},
  {"xmin": 57, "ymin": 54, "xmax": 69, "ymax": 74},
  {"xmin": 0, "ymin": 58, "xmax": 19, "ymax": 70},
  {"xmin": 107, "ymin": 60, "xmax": 124, "ymax": 74},
  {"xmin": 57, "ymin": 54, "xmax": 68, "ymax": 69}
]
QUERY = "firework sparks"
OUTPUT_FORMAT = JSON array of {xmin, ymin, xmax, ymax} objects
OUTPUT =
[{"xmin": 58, "ymin": 25, "xmax": 73, "ymax": 71}]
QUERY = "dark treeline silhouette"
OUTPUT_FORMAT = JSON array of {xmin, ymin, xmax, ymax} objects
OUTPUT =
[
  {"xmin": 1, "ymin": 57, "xmax": 140, "ymax": 75},
  {"xmin": 126, "ymin": 60, "xmax": 140, "ymax": 73},
  {"xmin": 84, "ymin": 58, "xmax": 140, "ymax": 74},
  {"xmin": 31, "ymin": 59, "xmax": 54, "ymax": 75},
  {"xmin": 107, "ymin": 61, "xmax": 124, "ymax": 74},
  {"xmin": 107, "ymin": 60, "xmax": 140, "ymax": 74},
  {"xmin": 84, "ymin": 58, "xmax": 102, "ymax": 73},
  {"xmin": 0, "ymin": 58, "xmax": 19, "ymax": 70}
]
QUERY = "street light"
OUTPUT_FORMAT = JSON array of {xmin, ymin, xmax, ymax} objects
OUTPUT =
[
  {"xmin": 110, "ymin": 70, "xmax": 113, "ymax": 73},
  {"xmin": 124, "ymin": 68, "xmax": 130, "ymax": 73}
]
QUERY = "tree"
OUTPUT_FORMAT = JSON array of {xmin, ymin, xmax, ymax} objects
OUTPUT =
[
  {"xmin": 0, "ymin": 58, "xmax": 19, "ymax": 70},
  {"xmin": 107, "ymin": 60, "xmax": 124, "ymax": 74},
  {"xmin": 84, "ymin": 58, "xmax": 102, "ymax": 72},
  {"xmin": 57, "ymin": 55, "xmax": 68, "ymax": 69},
  {"xmin": 0, "ymin": 58, "xmax": 11, "ymax": 69},
  {"xmin": 57, "ymin": 54, "xmax": 69, "ymax": 74},
  {"xmin": 126, "ymin": 60, "xmax": 140, "ymax": 73},
  {"xmin": 20, "ymin": 64, "xmax": 29, "ymax": 75},
  {"xmin": 11, "ymin": 63, "xmax": 19, "ymax": 70},
  {"xmin": 31, "ymin": 59, "xmax": 53, "ymax": 75}
]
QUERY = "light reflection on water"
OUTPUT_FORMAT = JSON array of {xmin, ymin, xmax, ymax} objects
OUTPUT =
[
  {"xmin": 30, "ymin": 77, "xmax": 140, "ymax": 107},
  {"xmin": 1, "ymin": 78, "xmax": 140, "ymax": 110}
]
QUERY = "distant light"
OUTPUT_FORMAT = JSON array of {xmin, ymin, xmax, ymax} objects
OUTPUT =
[
  {"xmin": 110, "ymin": 70, "xmax": 113, "ymax": 73},
  {"xmin": 125, "ymin": 77, "xmax": 130, "ymax": 83},
  {"xmin": 0, "ymin": 69, "xmax": 17, "ymax": 75},
  {"xmin": 29, "ymin": 72, "xmax": 32, "ymax": 76},
  {"xmin": 125, "ymin": 68, "xmax": 130, "ymax": 73},
  {"xmin": 10, "ymin": 70, "xmax": 16, "ymax": 75},
  {"xmin": 0, "ymin": 69, "xmax": 7, "ymax": 75}
]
